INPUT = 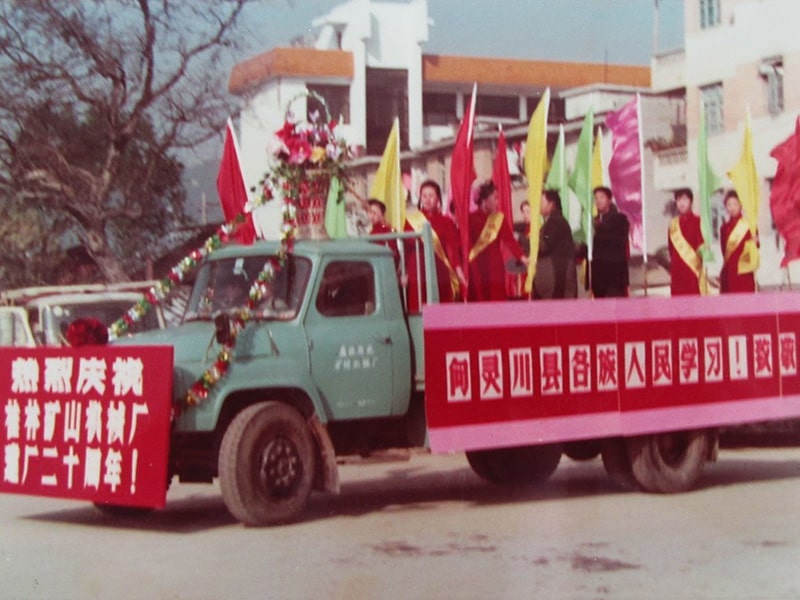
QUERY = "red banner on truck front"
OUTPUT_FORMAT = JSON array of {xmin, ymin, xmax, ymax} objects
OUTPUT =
[
  {"xmin": 0, "ymin": 346, "xmax": 173, "ymax": 508},
  {"xmin": 424, "ymin": 293, "xmax": 800, "ymax": 453}
]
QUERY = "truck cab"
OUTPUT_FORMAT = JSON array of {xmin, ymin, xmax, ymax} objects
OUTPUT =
[{"xmin": 117, "ymin": 231, "xmax": 435, "ymax": 524}]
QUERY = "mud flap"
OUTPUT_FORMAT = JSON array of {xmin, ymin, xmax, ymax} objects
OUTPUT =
[{"xmin": 308, "ymin": 415, "xmax": 340, "ymax": 494}]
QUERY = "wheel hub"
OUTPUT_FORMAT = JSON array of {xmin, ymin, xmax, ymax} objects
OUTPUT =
[{"xmin": 259, "ymin": 436, "xmax": 301, "ymax": 498}]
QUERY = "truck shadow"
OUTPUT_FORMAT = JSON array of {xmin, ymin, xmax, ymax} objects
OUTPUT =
[
  {"xmin": 22, "ymin": 450, "xmax": 800, "ymax": 531},
  {"xmin": 302, "ymin": 450, "xmax": 800, "ymax": 523},
  {"xmin": 23, "ymin": 489, "xmax": 236, "ymax": 534}
]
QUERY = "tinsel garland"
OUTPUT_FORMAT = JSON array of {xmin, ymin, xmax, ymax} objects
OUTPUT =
[{"xmin": 183, "ymin": 197, "xmax": 298, "ymax": 407}]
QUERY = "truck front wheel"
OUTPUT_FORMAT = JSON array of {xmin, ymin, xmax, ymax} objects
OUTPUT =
[
  {"xmin": 466, "ymin": 444, "xmax": 561, "ymax": 486},
  {"xmin": 625, "ymin": 430, "xmax": 711, "ymax": 493},
  {"xmin": 218, "ymin": 402, "xmax": 315, "ymax": 526}
]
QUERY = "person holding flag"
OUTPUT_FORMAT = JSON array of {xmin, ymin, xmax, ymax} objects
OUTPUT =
[
  {"xmin": 591, "ymin": 186, "xmax": 630, "ymax": 298},
  {"xmin": 467, "ymin": 181, "xmax": 527, "ymax": 301},
  {"xmin": 719, "ymin": 190, "xmax": 757, "ymax": 293},
  {"xmin": 668, "ymin": 188, "xmax": 708, "ymax": 296},
  {"xmin": 404, "ymin": 180, "xmax": 466, "ymax": 312},
  {"xmin": 533, "ymin": 190, "xmax": 577, "ymax": 299}
]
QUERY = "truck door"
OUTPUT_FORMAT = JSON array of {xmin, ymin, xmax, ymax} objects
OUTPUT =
[{"xmin": 305, "ymin": 259, "xmax": 402, "ymax": 420}]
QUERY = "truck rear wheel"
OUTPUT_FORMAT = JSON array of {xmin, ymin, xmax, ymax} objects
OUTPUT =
[
  {"xmin": 466, "ymin": 444, "xmax": 561, "ymax": 486},
  {"xmin": 218, "ymin": 402, "xmax": 315, "ymax": 526},
  {"xmin": 600, "ymin": 438, "xmax": 637, "ymax": 490},
  {"xmin": 625, "ymin": 430, "xmax": 711, "ymax": 493},
  {"xmin": 564, "ymin": 440, "xmax": 602, "ymax": 461}
]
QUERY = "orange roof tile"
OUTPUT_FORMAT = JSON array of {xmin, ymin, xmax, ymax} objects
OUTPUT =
[
  {"xmin": 229, "ymin": 47, "xmax": 354, "ymax": 95},
  {"xmin": 422, "ymin": 54, "xmax": 650, "ymax": 89}
]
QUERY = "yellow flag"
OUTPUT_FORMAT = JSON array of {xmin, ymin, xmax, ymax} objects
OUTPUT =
[
  {"xmin": 591, "ymin": 126, "xmax": 605, "ymax": 189},
  {"xmin": 524, "ymin": 88, "xmax": 551, "ymax": 294},
  {"xmin": 370, "ymin": 118, "xmax": 405, "ymax": 230},
  {"xmin": 726, "ymin": 111, "xmax": 761, "ymax": 269}
]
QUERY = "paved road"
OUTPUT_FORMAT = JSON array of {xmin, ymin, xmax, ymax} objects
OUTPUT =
[{"xmin": 2, "ymin": 446, "xmax": 800, "ymax": 599}]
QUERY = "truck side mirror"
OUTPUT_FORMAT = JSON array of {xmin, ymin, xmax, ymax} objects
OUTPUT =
[{"xmin": 214, "ymin": 313, "xmax": 233, "ymax": 346}]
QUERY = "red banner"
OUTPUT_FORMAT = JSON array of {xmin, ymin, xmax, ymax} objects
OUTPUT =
[
  {"xmin": 424, "ymin": 293, "xmax": 800, "ymax": 453},
  {"xmin": 0, "ymin": 346, "xmax": 173, "ymax": 507}
]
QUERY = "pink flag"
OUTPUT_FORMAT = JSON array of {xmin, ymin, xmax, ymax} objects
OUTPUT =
[
  {"xmin": 606, "ymin": 97, "xmax": 644, "ymax": 251},
  {"xmin": 217, "ymin": 120, "xmax": 255, "ymax": 244},
  {"xmin": 450, "ymin": 91, "xmax": 477, "ymax": 292},
  {"xmin": 769, "ymin": 116, "xmax": 800, "ymax": 267}
]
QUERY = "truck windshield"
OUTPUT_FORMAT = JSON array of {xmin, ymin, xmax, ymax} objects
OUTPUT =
[{"xmin": 184, "ymin": 255, "xmax": 311, "ymax": 322}]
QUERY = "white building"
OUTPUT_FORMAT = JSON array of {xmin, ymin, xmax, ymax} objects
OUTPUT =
[
  {"xmin": 228, "ymin": 0, "xmax": 648, "ymax": 238},
  {"xmin": 652, "ymin": 0, "xmax": 800, "ymax": 287}
]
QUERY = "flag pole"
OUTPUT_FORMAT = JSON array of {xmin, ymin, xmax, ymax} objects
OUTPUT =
[{"xmin": 636, "ymin": 93, "xmax": 648, "ymax": 295}]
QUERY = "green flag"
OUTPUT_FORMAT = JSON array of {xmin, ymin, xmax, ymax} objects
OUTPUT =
[
  {"xmin": 698, "ymin": 102, "xmax": 720, "ymax": 262},
  {"xmin": 324, "ymin": 175, "xmax": 347, "ymax": 239},
  {"xmin": 569, "ymin": 109, "xmax": 594, "ymax": 246},
  {"xmin": 545, "ymin": 124, "xmax": 568, "ymax": 221}
]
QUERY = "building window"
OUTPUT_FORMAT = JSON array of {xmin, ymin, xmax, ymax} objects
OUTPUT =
[
  {"xmin": 476, "ymin": 94, "xmax": 518, "ymax": 121},
  {"xmin": 423, "ymin": 92, "xmax": 457, "ymax": 127},
  {"xmin": 760, "ymin": 59, "xmax": 784, "ymax": 117},
  {"xmin": 699, "ymin": 0, "xmax": 720, "ymax": 29},
  {"xmin": 307, "ymin": 84, "xmax": 350, "ymax": 125},
  {"xmin": 701, "ymin": 83, "xmax": 723, "ymax": 135}
]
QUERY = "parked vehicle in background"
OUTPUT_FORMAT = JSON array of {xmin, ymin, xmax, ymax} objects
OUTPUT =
[
  {"xmin": 1, "ymin": 282, "xmax": 166, "ymax": 346},
  {"xmin": 0, "ymin": 307, "xmax": 35, "ymax": 347}
]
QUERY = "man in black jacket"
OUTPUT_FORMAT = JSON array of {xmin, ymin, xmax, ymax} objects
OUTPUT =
[{"xmin": 590, "ymin": 186, "xmax": 630, "ymax": 297}]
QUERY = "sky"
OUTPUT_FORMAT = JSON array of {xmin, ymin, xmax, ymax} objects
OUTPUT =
[{"xmin": 238, "ymin": 0, "xmax": 685, "ymax": 66}]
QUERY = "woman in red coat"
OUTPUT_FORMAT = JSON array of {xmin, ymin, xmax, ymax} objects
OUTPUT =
[
  {"xmin": 668, "ymin": 188, "xmax": 707, "ymax": 296},
  {"xmin": 404, "ymin": 180, "xmax": 465, "ymax": 312},
  {"xmin": 719, "ymin": 190, "xmax": 757, "ymax": 293},
  {"xmin": 467, "ymin": 181, "xmax": 526, "ymax": 301}
]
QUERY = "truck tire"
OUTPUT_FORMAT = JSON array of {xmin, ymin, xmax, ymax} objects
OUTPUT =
[
  {"xmin": 564, "ymin": 440, "xmax": 602, "ymax": 461},
  {"xmin": 466, "ymin": 444, "xmax": 561, "ymax": 486},
  {"xmin": 625, "ymin": 430, "xmax": 711, "ymax": 493},
  {"xmin": 600, "ymin": 438, "xmax": 638, "ymax": 490},
  {"xmin": 218, "ymin": 402, "xmax": 315, "ymax": 526}
]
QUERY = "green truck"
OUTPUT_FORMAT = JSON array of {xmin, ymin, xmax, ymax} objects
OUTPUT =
[{"xmin": 116, "ymin": 228, "xmax": 437, "ymax": 525}]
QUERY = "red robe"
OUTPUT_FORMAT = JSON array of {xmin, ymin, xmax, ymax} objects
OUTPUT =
[
  {"xmin": 719, "ymin": 216, "xmax": 757, "ymax": 293},
  {"xmin": 668, "ymin": 212, "xmax": 705, "ymax": 296},
  {"xmin": 370, "ymin": 222, "xmax": 399, "ymax": 266},
  {"xmin": 404, "ymin": 209, "xmax": 462, "ymax": 312},
  {"xmin": 468, "ymin": 210, "xmax": 524, "ymax": 301}
]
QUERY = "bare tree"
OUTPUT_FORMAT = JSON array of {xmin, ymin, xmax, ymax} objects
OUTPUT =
[{"xmin": 0, "ymin": 0, "xmax": 254, "ymax": 282}]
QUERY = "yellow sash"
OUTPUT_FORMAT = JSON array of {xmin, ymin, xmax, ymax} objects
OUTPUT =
[
  {"xmin": 724, "ymin": 218, "xmax": 759, "ymax": 275},
  {"xmin": 406, "ymin": 210, "xmax": 461, "ymax": 298},
  {"xmin": 468, "ymin": 212, "xmax": 504, "ymax": 262},
  {"xmin": 669, "ymin": 217, "xmax": 708, "ymax": 295}
]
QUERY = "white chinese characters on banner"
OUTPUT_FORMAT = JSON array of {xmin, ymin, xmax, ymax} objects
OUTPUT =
[
  {"xmin": 443, "ymin": 332, "xmax": 797, "ymax": 403},
  {"xmin": 3, "ymin": 353, "xmax": 149, "ymax": 495}
]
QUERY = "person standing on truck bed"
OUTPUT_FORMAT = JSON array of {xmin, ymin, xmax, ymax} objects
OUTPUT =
[
  {"xmin": 668, "ymin": 187, "xmax": 708, "ymax": 296},
  {"xmin": 404, "ymin": 180, "xmax": 465, "ymax": 312},
  {"xmin": 367, "ymin": 198, "xmax": 400, "ymax": 266},
  {"xmin": 719, "ymin": 189, "xmax": 758, "ymax": 294},
  {"xmin": 590, "ymin": 186, "xmax": 630, "ymax": 298},
  {"xmin": 467, "ymin": 181, "xmax": 527, "ymax": 301},
  {"xmin": 533, "ymin": 190, "xmax": 577, "ymax": 299}
]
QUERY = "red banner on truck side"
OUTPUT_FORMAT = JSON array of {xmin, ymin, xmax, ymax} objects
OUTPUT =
[
  {"xmin": 423, "ymin": 293, "xmax": 800, "ymax": 453},
  {"xmin": 0, "ymin": 346, "xmax": 173, "ymax": 508}
]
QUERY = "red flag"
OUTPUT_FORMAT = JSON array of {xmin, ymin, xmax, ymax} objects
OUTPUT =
[
  {"xmin": 493, "ymin": 128, "xmax": 514, "ymax": 221},
  {"xmin": 450, "ymin": 87, "xmax": 477, "ymax": 293},
  {"xmin": 769, "ymin": 116, "xmax": 800, "ymax": 267},
  {"xmin": 217, "ymin": 120, "xmax": 256, "ymax": 244}
]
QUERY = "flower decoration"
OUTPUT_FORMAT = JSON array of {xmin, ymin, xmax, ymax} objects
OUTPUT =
[
  {"xmin": 258, "ymin": 92, "xmax": 349, "ymax": 204},
  {"xmin": 66, "ymin": 318, "xmax": 109, "ymax": 347}
]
